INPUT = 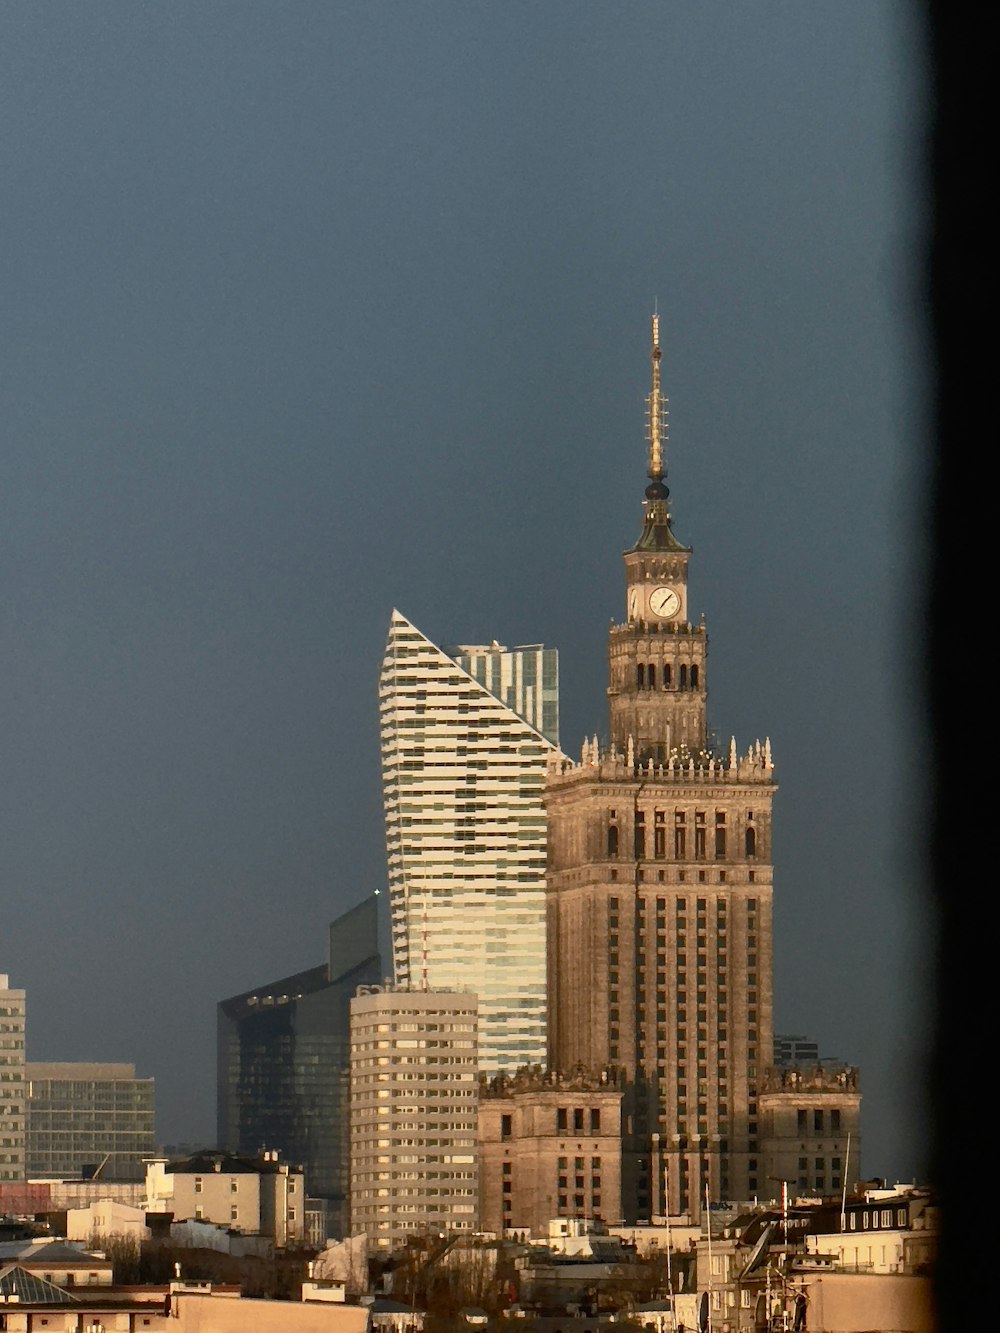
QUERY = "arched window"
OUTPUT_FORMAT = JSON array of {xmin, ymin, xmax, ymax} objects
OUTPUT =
[
  {"xmin": 690, "ymin": 664, "xmax": 699, "ymax": 688},
  {"xmin": 647, "ymin": 664, "xmax": 656, "ymax": 689},
  {"xmin": 679, "ymin": 664, "xmax": 688, "ymax": 689},
  {"xmin": 637, "ymin": 664, "xmax": 645, "ymax": 688},
  {"xmin": 607, "ymin": 824, "xmax": 619, "ymax": 858},
  {"xmin": 663, "ymin": 664, "xmax": 672, "ymax": 687},
  {"xmin": 745, "ymin": 825, "xmax": 757, "ymax": 858}
]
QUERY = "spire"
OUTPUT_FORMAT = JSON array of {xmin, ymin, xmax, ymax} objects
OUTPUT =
[
  {"xmin": 633, "ymin": 310, "xmax": 687, "ymax": 553},
  {"xmin": 646, "ymin": 311, "xmax": 667, "ymax": 482}
]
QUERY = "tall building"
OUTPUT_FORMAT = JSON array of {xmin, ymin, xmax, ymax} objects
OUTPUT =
[
  {"xmin": 217, "ymin": 894, "xmax": 382, "ymax": 1235},
  {"xmin": 0, "ymin": 975, "xmax": 25, "ymax": 1184},
  {"xmin": 773, "ymin": 1035, "xmax": 820, "ymax": 1068},
  {"xmin": 349, "ymin": 985, "xmax": 479, "ymax": 1248},
  {"xmin": 380, "ymin": 614, "xmax": 559, "ymax": 1072},
  {"xmin": 546, "ymin": 316, "xmax": 779, "ymax": 1219},
  {"xmin": 26, "ymin": 1062, "xmax": 155, "ymax": 1181}
]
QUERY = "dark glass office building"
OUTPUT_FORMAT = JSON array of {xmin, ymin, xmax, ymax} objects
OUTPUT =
[{"xmin": 217, "ymin": 894, "xmax": 381, "ymax": 1235}]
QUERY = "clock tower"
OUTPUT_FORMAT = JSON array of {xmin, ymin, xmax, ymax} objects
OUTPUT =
[
  {"xmin": 545, "ymin": 314, "xmax": 777, "ymax": 1220},
  {"xmin": 609, "ymin": 315, "xmax": 707, "ymax": 761}
]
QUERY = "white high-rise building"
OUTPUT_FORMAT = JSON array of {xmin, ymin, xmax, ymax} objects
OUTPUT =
[
  {"xmin": 349, "ymin": 985, "xmax": 479, "ymax": 1248},
  {"xmin": 379, "ymin": 610, "xmax": 559, "ymax": 1072},
  {"xmin": 0, "ymin": 974, "xmax": 26, "ymax": 1184}
]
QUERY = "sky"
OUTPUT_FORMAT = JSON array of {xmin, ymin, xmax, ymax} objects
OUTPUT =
[{"xmin": 1, "ymin": 3, "xmax": 928, "ymax": 1181}]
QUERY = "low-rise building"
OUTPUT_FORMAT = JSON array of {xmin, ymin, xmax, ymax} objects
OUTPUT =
[
  {"xmin": 0, "ymin": 1237, "xmax": 114, "ymax": 1288},
  {"xmin": 66, "ymin": 1199, "xmax": 151, "ymax": 1242},
  {"xmin": 145, "ymin": 1149, "xmax": 305, "ymax": 1245},
  {"xmin": 802, "ymin": 1185, "xmax": 938, "ymax": 1274},
  {"xmin": 0, "ymin": 1275, "xmax": 373, "ymax": 1331}
]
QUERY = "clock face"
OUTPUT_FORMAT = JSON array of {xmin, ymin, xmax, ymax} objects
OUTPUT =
[{"xmin": 649, "ymin": 585, "xmax": 681, "ymax": 619}]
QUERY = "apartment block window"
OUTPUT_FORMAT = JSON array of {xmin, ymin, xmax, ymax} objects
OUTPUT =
[
  {"xmin": 574, "ymin": 1108, "xmax": 585, "ymax": 1132},
  {"xmin": 590, "ymin": 1109, "xmax": 601, "ymax": 1132},
  {"xmin": 501, "ymin": 1114, "xmax": 512, "ymax": 1139},
  {"xmin": 230, "ymin": 1180, "xmax": 238, "ymax": 1194},
  {"xmin": 557, "ymin": 1108, "xmax": 567, "ymax": 1131},
  {"xmin": 194, "ymin": 1178, "xmax": 203, "ymax": 1194},
  {"xmin": 797, "ymin": 1109, "xmax": 807, "ymax": 1134},
  {"xmin": 814, "ymin": 1110, "xmax": 824, "ymax": 1134},
  {"xmin": 831, "ymin": 1109, "xmax": 841, "ymax": 1132}
]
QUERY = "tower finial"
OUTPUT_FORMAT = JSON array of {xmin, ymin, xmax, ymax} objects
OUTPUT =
[
  {"xmin": 646, "ymin": 311, "xmax": 667, "ymax": 482},
  {"xmin": 632, "ymin": 308, "xmax": 685, "ymax": 552}
]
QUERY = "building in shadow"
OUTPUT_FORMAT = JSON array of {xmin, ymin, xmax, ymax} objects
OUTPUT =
[{"xmin": 217, "ymin": 894, "xmax": 382, "ymax": 1237}]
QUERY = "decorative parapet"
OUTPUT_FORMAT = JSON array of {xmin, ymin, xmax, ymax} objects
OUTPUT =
[
  {"xmin": 479, "ymin": 1063, "xmax": 626, "ymax": 1100},
  {"xmin": 608, "ymin": 618, "xmax": 704, "ymax": 637},
  {"xmin": 760, "ymin": 1064, "xmax": 860, "ymax": 1094},
  {"xmin": 546, "ymin": 735, "xmax": 775, "ymax": 786}
]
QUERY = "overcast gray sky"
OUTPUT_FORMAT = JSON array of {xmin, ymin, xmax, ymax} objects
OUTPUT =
[{"xmin": 1, "ymin": 3, "xmax": 927, "ymax": 1180}]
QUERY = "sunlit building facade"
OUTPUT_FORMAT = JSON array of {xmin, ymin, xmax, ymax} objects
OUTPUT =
[
  {"xmin": 0, "ymin": 975, "xmax": 25, "ymax": 1184},
  {"xmin": 380, "ymin": 611, "xmax": 558, "ymax": 1072},
  {"xmin": 349, "ymin": 985, "xmax": 479, "ymax": 1248}
]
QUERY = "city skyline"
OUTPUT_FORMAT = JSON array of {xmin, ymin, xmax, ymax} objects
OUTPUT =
[{"xmin": 1, "ymin": 5, "xmax": 924, "ymax": 1181}]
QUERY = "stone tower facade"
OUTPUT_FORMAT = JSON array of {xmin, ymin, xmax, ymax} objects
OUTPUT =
[{"xmin": 546, "ymin": 316, "xmax": 776, "ymax": 1220}]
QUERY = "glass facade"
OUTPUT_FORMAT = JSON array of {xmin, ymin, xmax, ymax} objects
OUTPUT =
[
  {"xmin": 380, "ymin": 611, "xmax": 559, "ymax": 1072},
  {"xmin": 26, "ymin": 1062, "xmax": 154, "ymax": 1182},
  {"xmin": 217, "ymin": 894, "xmax": 382, "ymax": 1234}
]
